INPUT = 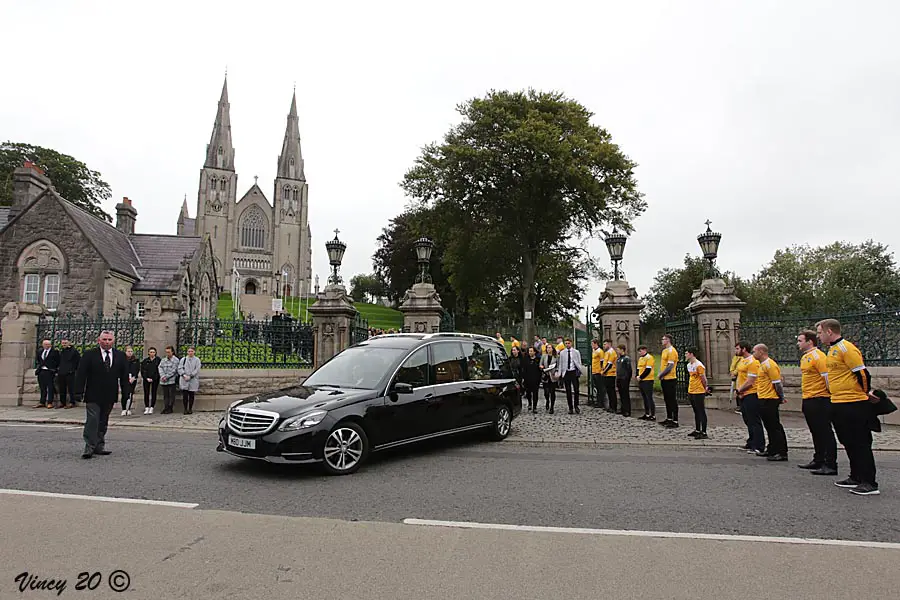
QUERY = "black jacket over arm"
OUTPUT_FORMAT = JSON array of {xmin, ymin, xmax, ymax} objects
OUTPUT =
[
  {"xmin": 35, "ymin": 348, "xmax": 61, "ymax": 375},
  {"xmin": 74, "ymin": 348, "xmax": 131, "ymax": 406}
]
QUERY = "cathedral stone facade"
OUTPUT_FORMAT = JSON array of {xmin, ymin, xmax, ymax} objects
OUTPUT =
[{"xmin": 177, "ymin": 77, "xmax": 313, "ymax": 299}]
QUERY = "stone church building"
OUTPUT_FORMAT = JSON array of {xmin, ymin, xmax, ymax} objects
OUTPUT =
[
  {"xmin": 176, "ymin": 77, "xmax": 313, "ymax": 299},
  {"xmin": 0, "ymin": 162, "xmax": 218, "ymax": 319}
]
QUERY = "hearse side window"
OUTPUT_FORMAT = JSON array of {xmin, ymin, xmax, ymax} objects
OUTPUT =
[
  {"xmin": 490, "ymin": 345, "xmax": 512, "ymax": 378},
  {"xmin": 461, "ymin": 340, "xmax": 499, "ymax": 381},
  {"xmin": 430, "ymin": 341, "xmax": 466, "ymax": 384},
  {"xmin": 395, "ymin": 347, "xmax": 430, "ymax": 389}
]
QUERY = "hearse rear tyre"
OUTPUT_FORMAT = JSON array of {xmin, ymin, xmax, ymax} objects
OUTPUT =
[
  {"xmin": 321, "ymin": 422, "xmax": 369, "ymax": 475},
  {"xmin": 489, "ymin": 405, "xmax": 512, "ymax": 441}
]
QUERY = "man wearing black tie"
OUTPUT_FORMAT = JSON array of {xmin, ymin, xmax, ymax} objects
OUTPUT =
[
  {"xmin": 34, "ymin": 339, "xmax": 61, "ymax": 408},
  {"xmin": 74, "ymin": 331, "xmax": 130, "ymax": 459},
  {"xmin": 556, "ymin": 338, "xmax": 584, "ymax": 414}
]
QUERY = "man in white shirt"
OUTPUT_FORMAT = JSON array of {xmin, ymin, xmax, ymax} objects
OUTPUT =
[{"xmin": 556, "ymin": 338, "xmax": 583, "ymax": 414}]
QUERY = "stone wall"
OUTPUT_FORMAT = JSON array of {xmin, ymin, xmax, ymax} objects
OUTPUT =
[
  {"xmin": 0, "ymin": 194, "xmax": 107, "ymax": 315},
  {"xmin": 21, "ymin": 367, "xmax": 313, "ymax": 411}
]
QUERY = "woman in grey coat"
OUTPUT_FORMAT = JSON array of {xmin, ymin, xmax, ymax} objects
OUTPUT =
[
  {"xmin": 177, "ymin": 346, "xmax": 202, "ymax": 414},
  {"xmin": 158, "ymin": 345, "xmax": 180, "ymax": 414}
]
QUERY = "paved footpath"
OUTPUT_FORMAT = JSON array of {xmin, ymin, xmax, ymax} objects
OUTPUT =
[{"xmin": 2, "ymin": 404, "xmax": 899, "ymax": 450}]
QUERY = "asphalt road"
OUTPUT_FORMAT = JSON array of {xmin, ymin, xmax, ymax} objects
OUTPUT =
[{"xmin": 2, "ymin": 424, "xmax": 899, "ymax": 543}]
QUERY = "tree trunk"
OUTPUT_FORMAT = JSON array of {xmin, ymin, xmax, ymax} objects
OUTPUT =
[{"xmin": 522, "ymin": 251, "xmax": 538, "ymax": 343}]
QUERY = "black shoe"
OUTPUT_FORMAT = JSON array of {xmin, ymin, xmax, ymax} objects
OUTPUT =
[
  {"xmin": 688, "ymin": 430, "xmax": 701, "ymax": 438},
  {"xmin": 766, "ymin": 454, "xmax": 788, "ymax": 462},
  {"xmin": 659, "ymin": 419, "xmax": 671, "ymax": 426},
  {"xmin": 665, "ymin": 421, "xmax": 679, "ymax": 428},
  {"xmin": 574, "ymin": 407, "xmax": 580, "ymax": 414},
  {"xmin": 568, "ymin": 409, "xmax": 574, "ymax": 414},
  {"xmin": 834, "ymin": 478, "xmax": 860, "ymax": 488},
  {"xmin": 754, "ymin": 450, "xmax": 770, "ymax": 457},
  {"xmin": 798, "ymin": 460, "xmax": 821, "ymax": 470},
  {"xmin": 639, "ymin": 415, "xmax": 649, "ymax": 420},
  {"xmin": 697, "ymin": 432, "xmax": 709, "ymax": 440},
  {"xmin": 81, "ymin": 451, "xmax": 93, "ymax": 459},
  {"xmin": 850, "ymin": 483, "xmax": 880, "ymax": 496},
  {"xmin": 94, "ymin": 449, "xmax": 111, "ymax": 455},
  {"xmin": 811, "ymin": 466, "xmax": 838, "ymax": 476},
  {"xmin": 742, "ymin": 443, "xmax": 752, "ymax": 450},
  {"xmin": 548, "ymin": 408, "xmax": 554, "ymax": 414}
]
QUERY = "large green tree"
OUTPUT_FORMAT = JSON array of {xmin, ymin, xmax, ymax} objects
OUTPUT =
[
  {"xmin": 0, "ymin": 142, "xmax": 112, "ymax": 222},
  {"xmin": 401, "ymin": 89, "xmax": 645, "ymax": 341},
  {"xmin": 349, "ymin": 273, "xmax": 386, "ymax": 303}
]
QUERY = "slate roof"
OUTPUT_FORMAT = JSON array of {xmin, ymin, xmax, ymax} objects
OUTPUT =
[
  {"xmin": 130, "ymin": 234, "xmax": 202, "ymax": 292},
  {"xmin": 0, "ymin": 207, "xmax": 9, "ymax": 229},
  {"xmin": 58, "ymin": 198, "xmax": 143, "ymax": 279}
]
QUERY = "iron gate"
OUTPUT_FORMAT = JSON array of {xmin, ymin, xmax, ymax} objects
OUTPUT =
[{"xmin": 664, "ymin": 314, "xmax": 698, "ymax": 405}]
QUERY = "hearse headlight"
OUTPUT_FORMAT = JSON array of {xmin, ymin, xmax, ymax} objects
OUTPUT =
[{"xmin": 279, "ymin": 410, "xmax": 328, "ymax": 432}]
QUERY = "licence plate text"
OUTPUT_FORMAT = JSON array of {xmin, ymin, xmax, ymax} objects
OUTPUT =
[{"xmin": 228, "ymin": 435, "xmax": 255, "ymax": 449}]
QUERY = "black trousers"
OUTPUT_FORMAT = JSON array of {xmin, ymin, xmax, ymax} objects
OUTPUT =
[
  {"xmin": 143, "ymin": 379, "xmax": 160, "ymax": 408},
  {"xmin": 689, "ymin": 393, "xmax": 708, "ymax": 432},
  {"xmin": 616, "ymin": 378, "xmax": 632, "ymax": 416},
  {"xmin": 57, "ymin": 373, "xmax": 76, "ymax": 406},
  {"xmin": 162, "ymin": 384, "xmax": 177, "ymax": 409},
  {"xmin": 639, "ymin": 380, "xmax": 655, "ymax": 415},
  {"xmin": 802, "ymin": 397, "xmax": 837, "ymax": 468},
  {"xmin": 759, "ymin": 398, "xmax": 788, "ymax": 455},
  {"xmin": 543, "ymin": 380, "xmax": 557, "ymax": 410},
  {"xmin": 661, "ymin": 379, "xmax": 678, "ymax": 421},
  {"xmin": 741, "ymin": 393, "xmax": 766, "ymax": 451},
  {"xmin": 562, "ymin": 371, "xmax": 580, "ymax": 410},
  {"xmin": 37, "ymin": 370, "xmax": 55, "ymax": 406},
  {"xmin": 182, "ymin": 390, "xmax": 195, "ymax": 412},
  {"xmin": 121, "ymin": 383, "xmax": 137, "ymax": 411},
  {"xmin": 604, "ymin": 376, "xmax": 618, "ymax": 412},
  {"xmin": 832, "ymin": 401, "xmax": 877, "ymax": 485},
  {"xmin": 591, "ymin": 374, "xmax": 606, "ymax": 407},
  {"xmin": 83, "ymin": 402, "xmax": 113, "ymax": 452},
  {"xmin": 525, "ymin": 382, "xmax": 540, "ymax": 409}
]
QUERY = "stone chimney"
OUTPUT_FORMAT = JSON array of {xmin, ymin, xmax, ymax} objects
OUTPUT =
[
  {"xmin": 9, "ymin": 162, "xmax": 50, "ymax": 221},
  {"xmin": 115, "ymin": 197, "xmax": 138, "ymax": 234}
]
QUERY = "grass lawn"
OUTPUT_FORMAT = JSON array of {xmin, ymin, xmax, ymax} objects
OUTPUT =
[{"xmin": 217, "ymin": 293, "xmax": 403, "ymax": 330}]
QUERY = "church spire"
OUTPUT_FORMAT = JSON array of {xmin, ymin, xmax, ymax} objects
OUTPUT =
[
  {"xmin": 180, "ymin": 194, "xmax": 189, "ymax": 218},
  {"xmin": 204, "ymin": 75, "xmax": 235, "ymax": 171},
  {"xmin": 276, "ymin": 88, "xmax": 305, "ymax": 180}
]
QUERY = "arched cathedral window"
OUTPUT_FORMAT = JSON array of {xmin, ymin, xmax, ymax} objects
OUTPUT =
[
  {"xmin": 220, "ymin": 178, "xmax": 227, "ymax": 191},
  {"xmin": 292, "ymin": 187, "xmax": 299, "ymax": 201},
  {"xmin": 283, "ymin": 186, "xmax": 291, "ymax": 201},
  {"xmin": 240, "ymin": 207, "xmax": 267, "ymax": 249}
]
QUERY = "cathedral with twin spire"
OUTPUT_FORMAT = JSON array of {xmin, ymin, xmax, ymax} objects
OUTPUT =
[{"xmin": 176, "ymin": 77, "xmax": 312, "ymax": 299}]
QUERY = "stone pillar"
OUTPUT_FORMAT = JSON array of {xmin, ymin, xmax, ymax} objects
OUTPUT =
[
  {"xmin": 142, "ymin": 297, "xmax": 183, "ymax": 358},
  {"xmin": 596, "ymin": 279, "xmax": 645, "ymax": 360},
  {"xmin": 0, "ymin": 302, "xmax": 46, "ymax": 407},
  {"xmin": 398, "ymin": 283, "xmax": 443, "ymax": 334},
  {"xmin": 688, "ymin": 278, "xmax": 745, "ymax": 406},
  {"xmin": 308, "ymin": 284, "xmax": 359, "ymax": 368}
]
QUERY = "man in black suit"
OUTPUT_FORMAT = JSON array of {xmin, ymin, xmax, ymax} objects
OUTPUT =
[
  {"xmin": 34, "ymin": 339, "xmax": 61, "ymax": 408},
  {"xmin": 74, "ymin": 331, "xmax": 131, "ymax": 459},
  {"xmin": 57, "ymin": 339, "xmax": 81, "ymax": 409}
]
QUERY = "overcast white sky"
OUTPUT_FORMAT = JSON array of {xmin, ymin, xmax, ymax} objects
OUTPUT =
[{"xmin": 2, "ymin": 0, "xmax": 898, "ymax": 314}]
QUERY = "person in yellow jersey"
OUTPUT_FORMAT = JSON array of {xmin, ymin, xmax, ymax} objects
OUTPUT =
[
  {"xmin": 589, "ymin": 339, "xmax": 607, "ymax": 409},
  {"xmin": 752, "ymin": 344, "xmax": 788, "ymax": 461},
  {"xmin": 555, "ymin": 336, "xmax": 566, "ymax": 352},
  {"xmin": 636, "ymin": 346, "xmax": 656, "ymax": 420},
  {"xmin": 729, "ymin": 353, "xmax": 742, "ymax": 414},
  {"xmin": 658, "ymin": 334, "xmax": 679, "ymax": 427},
  {"xmin": 510, "ymin": 337, "xmax": 521, "ymax": 350},
  {"xmin": 734, "ymin": 342, "xmax": 765, "ymax": 453},
  {"xmin": 684, "ymin": 348, "xmax": 710, "ymax": 440},
  {"xmin": 541, "ymin": 337, "xmax": 551, "ymax": 355},
  {"xmin": 601, "ymin": 340, "xmax": 618, "ymax": 413},
  {"xmin": 796, "ymin": 330, "xmax": 838, "ymax": 475},
  {"xmin": 496, "ymin": 333, "xmax": 505, "ymax": 345},
  {"xmin": 816, "ymin": 319, "xmax": 881, "ymax": 496}
]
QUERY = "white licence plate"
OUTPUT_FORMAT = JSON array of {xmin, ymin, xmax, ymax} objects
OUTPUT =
[{"xmin": 228, "ymin": 435, "xmax": 256, "ymax": 450}]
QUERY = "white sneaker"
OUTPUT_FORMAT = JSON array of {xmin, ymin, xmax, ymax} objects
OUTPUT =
[
  {"xmin": 143, "ymin": 407, "xmax": 150, "ymax": 415},
  {"xmin": 148, "ymin": 407, "xmax": 154, "ymax": 414},
  {"xmin": 126, "ymin": 410, "xmax": 132, "ymax": 416},
  {"xmin": 121, "ymin": 410, "xmax": 127, "ymax": 416}
]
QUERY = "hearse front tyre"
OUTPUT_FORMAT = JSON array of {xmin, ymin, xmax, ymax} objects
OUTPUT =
[
  {"xmin": 489, "ymin": 405, "xmax": 512, "ymax": 441},
  {"xmin": 321, "ymin": 422, "xmax": 369, "ymax": 475}
]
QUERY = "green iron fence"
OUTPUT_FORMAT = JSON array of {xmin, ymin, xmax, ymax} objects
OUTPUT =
[
  {"xmin": 739, "ymin": 308, "xmax": 900, "ymax": 366},
  {"xmin": 439, "ymin": 309, "xmax": 456, "ymax": 332},
  {"xmin": 664, "ymin": 314, "xmax": 698, "ymax": 405},
  {"xmin": 176, "ymin": 315, "xmax": 313, "ymax": 368},
  {"xmin": 35, "ymin": 312, "xmax": 145, "ymax": 366},
  {"xmin": 352, "ymin": 313, "xmax": 370, "ymax": 345}
]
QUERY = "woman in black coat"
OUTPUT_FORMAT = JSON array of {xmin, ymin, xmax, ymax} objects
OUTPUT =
[
  {"xmin": 140, "ymin": 347, "xmax": 162, "ymax": 415},
  {"xmin": 508, "ymin": 346, "xmax": 525, "ymax": 404},
  {"xmin": 522, "ymin": 346, "xmax": 544, "ymax": 413}
]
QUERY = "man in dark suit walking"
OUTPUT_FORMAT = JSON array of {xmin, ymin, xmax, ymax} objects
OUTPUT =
[
  {"xmin": 34, "ymin": 339, "xmax": 60, "ymax": 408},
  {"xmin": 74, "ymin": 331, "xmax": 131, "ymax": 459}
]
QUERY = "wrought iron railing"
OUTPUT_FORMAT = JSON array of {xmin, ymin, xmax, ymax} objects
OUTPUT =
[
  {"xmin": 439, "ymin": 310, "xmax": 456, "ymax": 332},
  {"xmin": 664, "ymin": 314, "xmax": 698, "ymax": 405},
  {"xmin": 351, "ymin": 313, "xmax": 369, "ymax": 345},
  {"xmin": 739, "ymin": 308, "xmax": 900, "ymax": 366},
  {"xmin": 35, "ymin": 312, "xmax": 145, "ymax": 366},
  {"xmin": 176, "ymin": 316, "xmax": 313, "ymax": 369}
]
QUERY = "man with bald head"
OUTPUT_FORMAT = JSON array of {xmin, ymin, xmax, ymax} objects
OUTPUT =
[
  {"xmin": 753, "ymin": 343, "xmax": 788, "ymax": 461},
  {"xmin": 74, "ymin": 331, "xmax": 131, "ymax": 459}
]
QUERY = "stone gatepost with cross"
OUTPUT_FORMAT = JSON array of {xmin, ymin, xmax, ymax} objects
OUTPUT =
[
  {"xmin": 399, "ymin": 237, "xmax": 443, "ymax": 334},
  {"xmin": 308, "ymin": 230, "xmax": 359, "ymax": 368},
  {"xmin": 0, "ymin": 302, "xmax": 46, "ymax": 406},
  {"xmin": 595, "ymin": 280, "xmax": 645, "ymax": 371}
]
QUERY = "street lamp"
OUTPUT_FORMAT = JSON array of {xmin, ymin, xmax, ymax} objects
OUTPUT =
[
  {"xmin": 414, "ymin": 237, "xmax": 434, "ymax": 284},
  {"xmin": 325, "ymin": 228, "xmax": 347, "ymax": 285},
  {"xmin": 604, "ymin": 227, "xmax": 628, "ymax": 281},
  {"xmin": 697, "ymin": 219, "xmax": 722, "ymax": 277}
]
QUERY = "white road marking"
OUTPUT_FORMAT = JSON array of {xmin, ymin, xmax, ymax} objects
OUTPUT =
[
  {"xmin": 0, "ymin": 423, "xmax": 79, "ymax": 429},
  {"xmin": 402, "ymin": 519, "xmax": 900, "ymax": 550},
  {"xmin": 0, "ymin": 489, "xmax": 198, "ymax": 509}
]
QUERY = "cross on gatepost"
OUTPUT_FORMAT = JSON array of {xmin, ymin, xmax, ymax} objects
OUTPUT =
[
  {"xmin": 705, "ymin": 219, "xmax": 712, "ymax": 228},
  {"xmin": 333, "ymin": 228, "xmax": 340, "ymax": 238}
]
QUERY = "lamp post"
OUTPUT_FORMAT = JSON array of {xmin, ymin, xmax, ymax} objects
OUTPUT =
[
  {"xmin": 414, "ymin": 237, "xmax": 434, "ymax": 284},
  {"xmin": 325, "ymin": 229, "xmax": 347, "ymax": 286},
  {"xmin": 604, "ymin": 227, "xmax": 628, "ymax": 281},
  {"xmin": 697, "ymin": 220, "xmax": 723, "ymax": 278}
]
